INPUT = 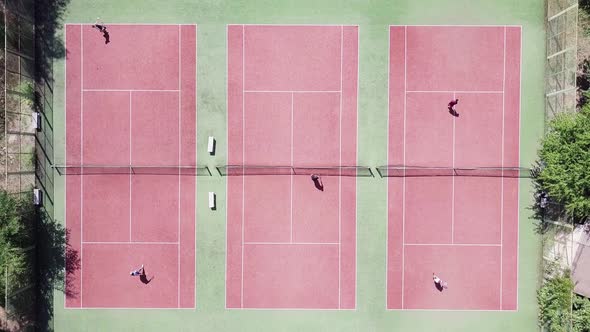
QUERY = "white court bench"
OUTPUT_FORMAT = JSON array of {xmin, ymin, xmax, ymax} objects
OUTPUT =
[{"xmin": 209, "ymin": 192, "xmax": 216, "ymax": 209}]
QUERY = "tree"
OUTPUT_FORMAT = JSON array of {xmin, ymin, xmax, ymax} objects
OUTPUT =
[
  {"xmin": 538, "ymin": 273, "xmax": 573, "ymax": 332},
  {"xmin": 535, "ymin": 105, "xmax": 590, "ymax": 223},
  {"xmin": 538, "ymin": 270, "xmax": 590, "ymax": 332},
  {"xmin": 573, "ymin": 294, "xmax": 590, "ymax": 332},
  {"xmin": 0, "ymin": 191, "xmax": 35, "ymax": 309}
]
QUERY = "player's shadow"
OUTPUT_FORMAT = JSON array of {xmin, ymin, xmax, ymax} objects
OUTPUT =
[
  {"xmin": 448, "ymin": 109, "xmax": 459, "ymax": 117},
  {"xmin": 435, "ymin": 282, "xmax": 444, "ymax": 292},
  {"xmin": 140, "ymin": 269, "xmax": 154, "ymax": 284},
  {"xmin": 312, "ymin": 177, "xmax": 324, "ymax": 191}
]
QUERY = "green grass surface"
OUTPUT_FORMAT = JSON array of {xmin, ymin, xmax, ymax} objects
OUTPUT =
[{"xmin": 52, "ymin": 0, "xmax": 545, "ymax": 330}]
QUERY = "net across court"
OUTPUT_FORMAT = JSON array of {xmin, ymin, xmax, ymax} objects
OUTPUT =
[
  {"xmin": 64, "ymin": 24, "xmax": 197, "ymax": 309},
  {"xmin": 226, "ymin": 25, "xmax": 359, "ymax": 309},
  {"xmin": 386, "ymin": 26, "xmax": 522, "ymax": 310}
]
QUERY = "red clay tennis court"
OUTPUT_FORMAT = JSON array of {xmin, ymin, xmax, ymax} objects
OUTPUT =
[
  {"xmin": 64, "ymin": 24, "xmax": 196, "ymax": 308},
  {"xmin": 226, "ymin": 25, "xmax": 358, "ymax": 309},
  {"xmin": 386, "ymin": 26, "xmax": 521, "ymax": 310}
]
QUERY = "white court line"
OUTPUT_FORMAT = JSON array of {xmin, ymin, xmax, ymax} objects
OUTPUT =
[
  {"xmin": 177, "ymin": 24, "xmax": 182, "ymax": 309},
  {"xmin": 244, "ymin": 90, "xmax": 341, "ymax": 93},
  {"xmin": 406, "ymin": 90, "xmax": 503, "ymax": 94},
  {"xmin": 339, "ymin": 25, "xmax": 343, "ymax": 309},
  {"xmin": 236, "ymin": 24, "xmax": 358, "ymax": 27},
  {"xmin": 387, "ymin": 308, "xmax": 518, "ymax": 312},
  {"xmin": 385, "ymin": 25, "xmax": 390, "ymax": 310},
  {"xmin": 244, "ymin": 242, "xmax": 339, "ymax": 245},
  {"xmin": 517, "ymin": 25, "xmax": 523, "ymax": 311},
  {"xmin": 226, "ymin": 307, "xmax": 356, "ymax": 311},
  {"xmin": 390, "ymin": 24, "xmax": 522, "ymax": 28},
  {"xmin": 197, "ymin": 24, "xmax": 201, "ymax": 309},
  {"xmin": 63, "ymin": 26, "xmax": 68, "ymax": 309},
  {"xmin": 500, "ymin": 26, "xmax": 507, "ymax": 310},
  {"xmin": 224, "ymin": 25, "xmax": 229, "ymax": 310},
  {"xmin": 452, "ymin": 91, "xmax": 455, "ymax": 244},
  {"xmin": 82, "ymin": 241, "xmax": 179, "ymax": 245},
  {"xmin": 66, "ymin": 23, "xmax": 197, "ymax": 26},
  {"xmin": 80, "ymin": 26, "xmax": 84, "ymax": 307},
  {"xmin": 82, "ymin": 89, "xmax": 179, "ymax": 92},
  {"xmin": 241, "ymin": 24, "xmax": 245, "ymax": 308},
  {"xmin": 66, "ymin": 306, "xmax": 198, "ymax": 310},
  {"xmin": 290, "ymin": 92, "xmax": 294, "ymax": 243},
  {"xmin": 355, "ymin": 25, "xmax": 360, "ymax": 310},
  {"xmin": 129, "ymin": 92, "xmax": 132, "ymax": 242},
  {"xmin": 401, "ymin": 25, "xmax": 407, "ymax": 309},
  {"xmin": 404, "ymin": 243, "xmax": 501, "ymax": 247}
]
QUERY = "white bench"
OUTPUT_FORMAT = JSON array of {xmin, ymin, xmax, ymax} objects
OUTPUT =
[
  {"xmin": 208, "ymin": 192, "xmax": 216, "ymax": 209},
  {"xmin": 208, "ymin": 136, "xmax": 215, "ymax": 154}
]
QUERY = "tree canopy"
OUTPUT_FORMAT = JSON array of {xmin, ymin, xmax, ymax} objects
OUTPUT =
[
  {"xmin": 0, "ymin": 191, "xmax": 35, "ymax": 308},
  {"xmin": 535, "ymin": 105, "xmax": 590, "ymax": 222},
  {"xmin": 537, "ymin": 272, "xmax": 590, "ymax": 332}
]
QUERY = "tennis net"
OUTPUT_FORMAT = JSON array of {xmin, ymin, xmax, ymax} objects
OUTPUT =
[
  {"xmin": 217, "ymin": 165, "xmax": 374, "ymax": 177},
  {"xmin": 376, "ymin": 165, "xmax": 532, "ymax": 178},
  {"xmin": 52, "ymin": 165, "xmax": 212, "ymax": 176}
]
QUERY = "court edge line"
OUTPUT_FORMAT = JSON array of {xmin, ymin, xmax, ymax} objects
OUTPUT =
[
  {"xmin": 225, "ymin": 307, "xmax": 357, "ymax": 311},
  {"xmin": 339, "ymin": 25, "xmax": 343, "ymax": 309},
  {"xmin": 63, "ymin": 25, "xmax": 68, "ymax": 309},
  {"xmin": 385, "ymin": 25, "xmax": 389, "ymax": 310},
  {"xmin": 355, "ymin": 25, "xmax": 360, "ymax": 311},
  {"xmin": 129, "ymin": 92, "xmax": 132, "ymax": 242},
  {"xmin": 177, "ymin": 24, "xmax": 182, "ymax": 308},
  {"xmin": 452, "ymin": 91, "xmax": 455, "ymax": 244},
  {"xmin": 83, "ymin": 89, "xmax": 179, "ymax": 92},
  {"xmin": 406, "ymin": 90, "xmax": 503, "ymax": 93},
  {"xmin": 193, "ymin": 23, "xmax": 198, "ymax": 310},
  {"xmin": 82, "ymin": 241, "xmax": 179, "ymax": 245},
  {"xmin": 229, "ymin": 24, "xmax": 359, "ymax": 27},
  {"xmin": 389, "ymin": 24, "xmax": 523, "ymax": 28},
  {"xmin": 65, "ymin": 23, "xmax": 197, "ymax": 26},
  {"xmin": 500, "ymin": 26, "xmax": 506, "ymax": 310},
  {"xmin": 244, "ymin": 242, "xmax": 339, "ymax": 245},
  {"xmin": 224, "ymin": 25, "xmax": 229, "ymax": 310},
  {"xmin": 80, "ymin": 25, "xmax": 84, "ymax": 307},
  {"xmin": 290, "ymin": 92, "xmax": 294, "ymax": 244},
  {"xmin": 404, "ymin": 243, "xmax": 501, "ymax": 247},
  {"xmin": 241, "ymin": 24, "xmax": 245, "ymax": 309},
  {"xmin": 386, "ymin": 308, "xmax": 518, "ymax": 312},
  {"xmin": 401, "ymin": 25, "xmax": 407, "ymax": 310},
  {"xmin": 517, "ymin": 25, "xmax": 523, "ymax": 312},
  {"xmin": 244, "ymin": 90, "xmax": 341, "ymax": 93}
]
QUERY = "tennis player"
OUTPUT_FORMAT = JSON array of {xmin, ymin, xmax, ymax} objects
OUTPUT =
[{"xmin": 130, "ymin": 265, "xmax": 144, "ymax": 277}]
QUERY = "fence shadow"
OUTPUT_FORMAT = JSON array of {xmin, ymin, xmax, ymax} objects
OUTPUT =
[{"xmin": 35, "ymin": 211, "xmax": 80, "ymax": 332}]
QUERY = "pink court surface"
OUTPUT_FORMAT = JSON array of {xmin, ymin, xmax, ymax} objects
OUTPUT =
[
  {"xmin": 226, "ymin": 25, "xmax": 358, "ymax": 309},
  {"xmin": 387, "ymin": 26, "xmax": 521, "ymax": 310},
  {"xmin": 65, "ymin": 24, "xmax": 197, "ymax": 308}
]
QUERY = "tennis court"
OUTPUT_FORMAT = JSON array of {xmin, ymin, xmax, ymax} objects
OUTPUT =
[
  {"xmin": 64, "ymin": 24, "xmax": 197, "ymax": 308},
  {"xmin": 226, "ymin": 25, "xmax": 358, "ymax": 309},
  {"xmin": 386, "ymin": 26, "xmax": 522, "ymax": 310}
]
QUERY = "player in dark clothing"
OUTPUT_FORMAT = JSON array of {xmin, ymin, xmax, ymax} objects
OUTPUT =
[
  {"xmin": 448, "ymin": 98, "xmax": 459, "ymax": 117},
  {"xmin": 92, "ymin": 18, "xmax": 110, "ymax": 44}
]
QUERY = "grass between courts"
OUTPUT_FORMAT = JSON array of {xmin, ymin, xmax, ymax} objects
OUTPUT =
[{"xmin": 52, "ymin": 0, "xmax": 544, "ymax": 330}]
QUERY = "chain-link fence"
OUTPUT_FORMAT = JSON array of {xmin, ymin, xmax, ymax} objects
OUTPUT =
[
  {"xmin": 546, "ymin": 0, "xmax": 579, "ymax": 119},
  {"xmin": 540, "ymin": 2, "xmax": 579, "ymax": 331}
]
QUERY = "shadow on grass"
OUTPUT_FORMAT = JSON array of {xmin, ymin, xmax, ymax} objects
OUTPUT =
[
  {"xmin": 36, "ymin": 211, "xmax": 80, "ymax": 332},
  {"xmin": 35, "ymin": 0, "xmax": 70, "ymax": 86}
]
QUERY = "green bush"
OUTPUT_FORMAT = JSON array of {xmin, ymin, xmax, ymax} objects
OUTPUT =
[
  {"xmin": 535, "ymin": 105, "xmax": 590, "ymax": 222},
  {"xmin": 0, "ymin": 191, "xmax": 35, "ymax": 306},
  {"xmin": 538, "ymin": 272, "xmax": 590, "ymax": 332}
]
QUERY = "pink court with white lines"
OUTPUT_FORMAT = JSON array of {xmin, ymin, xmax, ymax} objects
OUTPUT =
[{"xmin": 226, "ymin": 25, "xmax": 359, "ymax": 309}]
